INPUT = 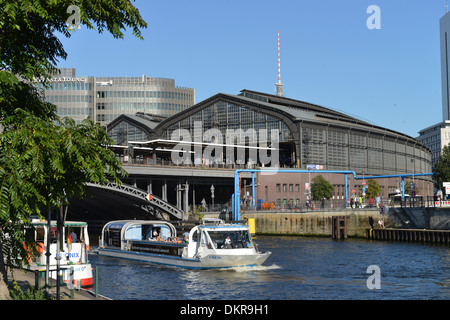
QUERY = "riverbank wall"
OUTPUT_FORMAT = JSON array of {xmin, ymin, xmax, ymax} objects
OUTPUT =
[
  {"xmin": 240, "ymin": 210, "xmax": 379, "ymax": 237},
  {"xmin": 382, "ymin": 207, "xmax": 450, "ymax": 230},
  {"xmin": 234, "ymin": 207, "xmax": 450, "ymax": 238}
]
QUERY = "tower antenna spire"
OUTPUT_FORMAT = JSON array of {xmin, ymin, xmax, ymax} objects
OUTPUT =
[{"xmin": 275, "ymin": 30, "xmax": 284, "ymax": 97}]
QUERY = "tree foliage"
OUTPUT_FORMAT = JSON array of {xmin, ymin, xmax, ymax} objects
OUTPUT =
[
  {"xmin": 310, "ymin": 175, "xmax": 335, "ymax": 200},
  {"xmin": 0, "ymin": 0, "xmax": 147, "ymax": 298},
  {"xmin": 433, "ymin": 145, "xmax": 450, "ymax": 192},
  {"xmin": 404, "ymin": 181, "xmax": 419, "ymax": 195},
  {"xmin": 364, "ymin": 179, "xmax": 382, "ymax": 199},
  {"xmin": 1, "ymin": 0, "xmax": 147, "ymax": 82}
]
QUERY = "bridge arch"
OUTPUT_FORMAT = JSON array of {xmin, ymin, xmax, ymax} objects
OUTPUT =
[
  {"xmin": 85, "ymin": 182, "xmax": 187, "ymax": 220},
  {"xmin": 67, "ymin": 182, "xmax": 187, "ymax": 224}
]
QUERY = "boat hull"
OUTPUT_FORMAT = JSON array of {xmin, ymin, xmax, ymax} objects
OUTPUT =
[
  {"xmin": 27, "ymin": 263, "xmax": 94, "ymax": 289},
  {"xmin": 97, "ymin": 248, "xmax": 271, "ymax": 269}
]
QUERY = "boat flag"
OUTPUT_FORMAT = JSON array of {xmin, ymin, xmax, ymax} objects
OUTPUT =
[{"xmin": 67, "ymin": 233, "xmax": 72, "ymax": 251}]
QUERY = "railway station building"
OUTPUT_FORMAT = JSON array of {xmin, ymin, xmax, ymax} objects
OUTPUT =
[{"xmin": 107, "ymin": 89, "xmax": 434, "ymax": 210}]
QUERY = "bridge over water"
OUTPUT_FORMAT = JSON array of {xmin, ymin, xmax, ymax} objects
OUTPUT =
[{"xmin": 67, "ymin": 181, "xmax": 188, "ymax": 228}]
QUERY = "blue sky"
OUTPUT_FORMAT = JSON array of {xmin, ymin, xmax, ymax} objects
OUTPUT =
[{"xmin": 57, "ymin": 0, "xmax": 446, "ymax": 138}]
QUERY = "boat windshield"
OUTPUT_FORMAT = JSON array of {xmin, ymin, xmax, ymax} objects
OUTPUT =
[{"xmin": 207, "ymin": 229, "xmax": 253, "ymax": 249}]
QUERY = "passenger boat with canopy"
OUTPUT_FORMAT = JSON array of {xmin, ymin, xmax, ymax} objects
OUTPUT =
[
  {"xmin": 24, "ymin": 218, "xmax": 94, "ymax": 288},
  {"xmin": 97, "ymin": 219, "xmax": 271, "ymax": 269}
]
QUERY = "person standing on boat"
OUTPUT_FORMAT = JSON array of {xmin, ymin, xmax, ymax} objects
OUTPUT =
[
  {"xmin": 70, "ymin": 229, "xmax": 77, "ymax": 243},
  {"xmin": 224, "ymin": 236, "xmax": 232, "ymax": 249}
]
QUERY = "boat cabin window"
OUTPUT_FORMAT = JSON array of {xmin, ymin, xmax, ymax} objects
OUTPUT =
[
  {"xmin": 50, "ymin": 226, "xmax": 58, "ymax": 243},
  {"xmin": 123, "ymin": 224, "xmax": 173, "ymax": 241},
  {"xmin": 125, "ymin": 225, "xmax": 142, "ymax": 240},
  {"xmin": 104, "ymin": 228, "xmax": 121, "ymax": 247},
  {"xmin": 207, "ymin": 230, "xmax": 253, "ymax": 249},
  {"xmin": 34, "ymin": 226, "xmax": 45, "ymax": 243},
  {"xmin": 66, "ymin": 227, "xmax": 81, "ymax": 243},
  {"xmin": 158, "ymin": 226, "xmax": 171, "ymax": 239},
  {"xmin": 191, "ymin": 230, "xmax": 199, "ymax": 243},
  {"xmin": 147, "ymin": 225, "xmax": 171, "ymax": 241}
]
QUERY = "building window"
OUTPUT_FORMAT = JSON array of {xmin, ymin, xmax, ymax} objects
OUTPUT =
[
  {"xmin": 295, "ymin": 184, "xmax": 300, "ymax": 192},
  {"xmin": 289, "ymin": 184, "xmax": 293, "ymax": 192},
  {"xmin": 276, "ymin": 184, "xmax": 280, "ymax": 192},
  {"xmin": 283, "ymin": 184, "xmax": 287, "ymax": 192}
]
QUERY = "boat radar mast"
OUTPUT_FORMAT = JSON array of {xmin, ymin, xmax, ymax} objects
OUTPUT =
[{"xmin": 275, "ymin": 30, "xmax": 284, "ymax": 97}]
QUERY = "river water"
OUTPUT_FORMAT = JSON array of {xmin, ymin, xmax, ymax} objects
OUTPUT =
[{"xmin": 88, "ymin": 236, "xmax": 450, "ymax": 300}]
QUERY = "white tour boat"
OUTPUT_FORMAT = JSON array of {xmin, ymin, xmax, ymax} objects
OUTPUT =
[
  {"xmin": 24, "ymin": 219, "xmax": 94, "ymax": 288},
  {"xmin": 97, "ymin": 219, "xmax": 271, "ymax": 269}
]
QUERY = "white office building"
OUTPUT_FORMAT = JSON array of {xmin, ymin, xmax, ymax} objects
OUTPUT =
[{"xmin": 417, "ymin": 120, "xmax": 450, "ymax": 168}]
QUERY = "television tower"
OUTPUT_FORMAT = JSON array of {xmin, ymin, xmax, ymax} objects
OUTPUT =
[{"xmin": 275, "ymin": 30, "xmax": 284, "ymax": 97}]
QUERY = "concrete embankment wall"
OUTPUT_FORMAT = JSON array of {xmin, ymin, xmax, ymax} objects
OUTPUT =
[
  {"xmin": 241, "ymin": 210, "xmax": 380, "ymax": 237},
  {"xmin": 385, "ymin": 207, "xmax": 450, "ymax": 230}
]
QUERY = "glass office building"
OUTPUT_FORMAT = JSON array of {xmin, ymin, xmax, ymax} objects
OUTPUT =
[{"xmin": 36, "ymin": 68, "xmax": 195, "ymax": 126}]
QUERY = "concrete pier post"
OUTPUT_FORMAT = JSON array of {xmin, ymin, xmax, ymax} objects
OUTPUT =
[
  {"xmin": 163, "ymin": 180, "xmax": 168, "ymax": 201},
  {"xmin": 147, "ymin": 179, "xmax": 152, "ymax": 194},
  {"xmin": 184, "ymin": 179, "xmax": 189, "ymax": 213}
]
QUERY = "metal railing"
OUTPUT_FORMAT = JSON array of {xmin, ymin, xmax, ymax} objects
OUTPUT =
[
  {"xmin": 117, "ymin": 155, "xmax": 299, "ymax": 170},
  {"xmin": 121, "ymin": 157, "xmax": 255, "ymax": 170},
  {"xmin": 395, "ymin": 196, "xmax": 450, "ymax": 209}
]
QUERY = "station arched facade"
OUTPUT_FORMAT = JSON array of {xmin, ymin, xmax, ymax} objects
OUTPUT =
[
  {"xmin": 151, "ymin": 89, "xmax": 431, "ymax": 175},
  {"xmin": 109, "ymin": 89, "xmax": 433, "ymax": 208}
]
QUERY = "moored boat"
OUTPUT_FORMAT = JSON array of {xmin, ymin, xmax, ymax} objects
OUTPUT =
[
  {"xmin": 24, "ymin": 219, "xmax": 94, "ymax": 288},
  {"xmin": 97, "ymin": 219, "xmax": 271, "ymax": 269}
]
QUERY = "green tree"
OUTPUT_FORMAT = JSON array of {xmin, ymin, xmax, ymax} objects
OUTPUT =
[
  {"xmin": 310, "ymin": 175, "xmax": 335, "ymax": 200},
  {"xmin": 364, "ymin": 179, "xmax": 382, "ymax": 199},
  {"xmin": 404, "ymin": 181, "xmax": 419, "ymax": 195},
  {"xmin": 433, "ymin": 145, "xmax": 450, "ymax": 192},
  {"xmin": 0, "ymin": 0, "xmax": 147, "ymax": 299}
]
